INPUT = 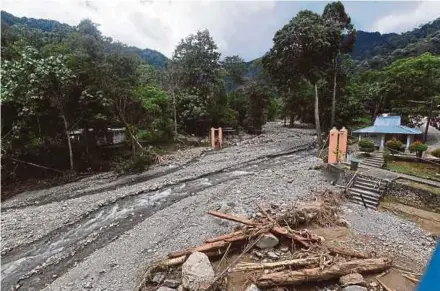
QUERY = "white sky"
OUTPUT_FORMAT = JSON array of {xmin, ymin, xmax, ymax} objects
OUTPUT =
[{"xmin": 3, "ymin": 0, "xmax": 440, "ymax": 60}]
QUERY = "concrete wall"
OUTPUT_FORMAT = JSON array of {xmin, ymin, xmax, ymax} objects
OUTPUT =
[{"xmin": 387, "ymin": 181, "xmax": 440, "ymax": 212}]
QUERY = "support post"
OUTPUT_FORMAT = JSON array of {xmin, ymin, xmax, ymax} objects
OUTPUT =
[
  {"xmin": 380, "ymin": 134, "xmax": 385, "ymax": 151},
  {"xmin": 218, "ymin": 127, "xmax": 223, "ymax": 149},
  {"xmin": 328, "ymin": 127, "xmax": 339, "ymax": 164},
  {"xmin": 338, "ymin": 127, "xmax": 348, "ymax": 162},
  {"xmin": 405, "ymin": 135, "xmax": 412, "ymax": 153},
  {"xmin": 211, "ymin": 127, "xmax": 216, "ymax": 149}
]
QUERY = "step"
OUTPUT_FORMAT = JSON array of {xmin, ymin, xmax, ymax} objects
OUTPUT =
[
  {"xmin": 348, "ymin": 191, "xmax": 381, "ymax": 205},
  {"xmin": 367, "ymin": 156, "xmax": 384, "ymax": 161},
  {"xmin": 349, "ymin": 187, "xmax": 382, "ymax": 198},
  {"xmin": 352, "ymin": 182, "xmax": 385, "ymax": 192},
  {"xmin": 349, "ymin": 197, "xmax": 378, "ymax": 209},
  {"xmin": 356, "ymin": 176, "xmax": 383, "ymax": 184},
  {"xmin": 361, "ymin": 159, "xmax": 384, "ymax": 165},
  {"xmin": 354, "ymin": 179, "xmax": 387, "ymax": 188},
  {"xmin": 360, "ymin": 161, "xmax": 383, "ymax": 168},
  {"xmin": 349, "ymin": 195, "xmax": 379, "ymax": 207}
]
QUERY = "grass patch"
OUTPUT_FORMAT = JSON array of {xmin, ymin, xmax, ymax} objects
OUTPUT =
[{"xmin": 386, "ymin": 160, "xmax": 440, "ymax": 182}]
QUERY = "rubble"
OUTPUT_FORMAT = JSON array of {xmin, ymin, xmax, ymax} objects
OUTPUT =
[{"xmin": 137, "ymin": 191, "xmax": 422, "ymax": 291}]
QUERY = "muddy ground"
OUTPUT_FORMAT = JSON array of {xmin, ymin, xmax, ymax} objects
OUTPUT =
[{"xmin": 1, "ymin": 123, "xmax": 435, "ymax": 291}]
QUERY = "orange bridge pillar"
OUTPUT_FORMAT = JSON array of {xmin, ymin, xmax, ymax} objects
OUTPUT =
[{"xmin": 328, "ymin": 127, "xmax": 339, "ymax": 164}]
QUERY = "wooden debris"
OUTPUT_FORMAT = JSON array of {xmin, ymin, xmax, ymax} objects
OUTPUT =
[
  {"xmin": 376, "ymin": 277, "xmax": 394, "ymax": 291},
  {"xmin": 257, "ymin": 257, "xmax": 393, "ymax": 287},
  {"xmin": 270, "ymin": 226, "xmax": 310, "ymax": 248},
  {"xmin": 233, "ymin": 257, "xmax": 320, "ymax": 272},
  {"xmin": 327, "ymin": 245, "xmax": 371, "ymax": 259},
  {"xmin": 207, "ymin": 210, "xmax": 256, "ymax": 225},
  {"xmin": 168, "ymin": 241, "xmax": 229, "ymax": 258},
  {"xmin": 402, "ymin": 274, "xmax": 420, "ymax": 283},
  {"xmin": 205, "ymin": 231, "xmax": 244, "ymax": 243},
  {"xmin": 160, "ymin": 255, "xmax": 186, "ymax": 267}
]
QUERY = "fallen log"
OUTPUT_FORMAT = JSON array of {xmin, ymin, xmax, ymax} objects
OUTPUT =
[
  {"xmin": 328, "ymin": 245, "xmax": 371, "ymax": 259},
  {"xmin": 205, "ymin": 231, "xmax": 244, "ymax": 243},
  {"xmin": 271, "ymin": 226, "xmax": 310, "ymax": 248},
  {"xmin": 257, "ymin": 257, "xmax": 392, "ymax": 287},
  {"xmin": 168, "ymin": 240, "xmax": 229, "ymax": 258},
  {"xmin": 233, "ymin": 257, "xmax": 320, "ymax": 272},
  {"xmin": 208, "ymin": 210, "xmax": 256, "ymax": 225}
]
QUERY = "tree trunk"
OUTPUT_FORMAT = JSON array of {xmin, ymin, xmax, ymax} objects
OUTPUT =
[
  {"xmin": 257, "ymin": 257, "xmax": 392, "ymax": 287},
  {"xmin": 331, "ymin": 57, "xmax": 337, "ymax": 127},
  {"xmin": 118, "ymin": 112, "xmax": 143, "ymax": 150},
  {"xmin": 314, "ymin": 83, "xmax": 323, "ymax": 147},
  {"xmin": 61, "ymin": 115, "xmax": 74, "ymax": 171},
  {"xmin": 173, "ymin": 91, "xmax": 178, "ymax": 137}
]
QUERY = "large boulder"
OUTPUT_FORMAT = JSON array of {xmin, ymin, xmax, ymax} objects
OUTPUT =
[
  {"xmin": 255, "ymin": 233, "xmax": 279, "ymax": 249},
  {"xmin": 182, "ymin": 252, "xmax": 215, "ymax": 291}
]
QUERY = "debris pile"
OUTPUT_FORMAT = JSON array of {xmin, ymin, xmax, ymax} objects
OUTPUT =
[{"xmin": 137, "ymin": 191, "xmax": 420, "ymax": 291}]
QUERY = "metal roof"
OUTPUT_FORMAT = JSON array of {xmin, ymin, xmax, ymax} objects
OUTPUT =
[
  {"xmin": 374, "ymin": 115, "xmax": 401, "ymax": 126},
  {"xmin": 352, "ymin": 125, "xmax": 422, "ymax": 135}
]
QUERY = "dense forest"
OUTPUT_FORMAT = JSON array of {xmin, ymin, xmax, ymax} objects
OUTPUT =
[{"xmin": 1, "ymin": 4, "xmax": 439, "ymax": 186}]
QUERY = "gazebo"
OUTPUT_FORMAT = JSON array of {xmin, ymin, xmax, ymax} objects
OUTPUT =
[{"xmin": 352, "ymin": 114, "xmax": 422, "ymax": 151}]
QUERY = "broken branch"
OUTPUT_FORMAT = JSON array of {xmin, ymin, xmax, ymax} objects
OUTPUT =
[
  {"xmin": 233, "ymin": 257, "xmax": 320, "ymax": 272},
  {"xmin": 208, "ymin": 210, "xmax": 256, "ymax": 225},
  {"xmin": 168, "ymin": 241, "xmax": 229, "ymax": 258},
  {"xmin": 257, "ymin": 257, "xmax": 392, "ymax": 287},
  {"xmin": 327, "ymin": 245, "xmax": 371, "ymax": 259}
]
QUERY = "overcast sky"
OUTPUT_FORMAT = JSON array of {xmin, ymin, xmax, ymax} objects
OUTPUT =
[{"xmin": 3, "ymin": 1, "xmax": 440, "ymax": 61}]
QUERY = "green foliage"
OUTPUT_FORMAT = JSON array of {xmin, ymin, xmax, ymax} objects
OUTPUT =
[
  {"xmin": 431, "ymin": 148, "xmax": 440, "ymax": 159},
  {"xmin": 244, "ymin": 81, "xmax": 271, "ymax": 133},
  {"xmin": 358, "ymin": 138, "xmax": 375, "ymax": 153},
  {"xmin": 267, "ymin": 96, "xmax": 282, "ymax": 121},
  {"xmin": 223, "ymin": 55, "xmax": 246, "ymax": 86},
  {"xmin": 115, "ymin": 150, "xmax": 154, "ymax": 175},
  {"xmin": 409, "ymin": 141, "xmax": 428, "ymax": 157},
  {"xmin": 133, "ymin": 86, "xmax": 173, "ymax": 142},
  {"xmin": 383, "ymin": 149, "xmax": 393, "ymax": 167},
  {"xmin": 386, "ymin": 138, "xmax": 403, "ymax": 152}
]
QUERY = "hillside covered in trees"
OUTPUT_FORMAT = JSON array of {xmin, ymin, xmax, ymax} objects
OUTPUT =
[{"xmin": 1, "ymin": 5, "xmax": 439, "ymax": 187}]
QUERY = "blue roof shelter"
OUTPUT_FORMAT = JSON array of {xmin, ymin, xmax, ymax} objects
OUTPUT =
[{"xmin": 352, "ymin": 114, "xmax": 422, "ymax": 150}]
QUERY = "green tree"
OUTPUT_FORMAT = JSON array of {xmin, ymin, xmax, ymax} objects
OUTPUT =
[
  {"xmin": 264, "ymin": 10, "xmax": 334, "ymax": 146},
  {"xmin": 2, "ymin": 46, "xmax": 76, "ymax": 169},
  {"xmin": 322, "ymin": 1, "xmax": 356, "ymax": 126},
  {"xmin": 223, "ymin": 55, "xmax": 246, "ymax": 85}
]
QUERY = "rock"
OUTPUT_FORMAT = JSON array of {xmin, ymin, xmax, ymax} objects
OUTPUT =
[
  {"xmin": 177, "ymin": 286, "xmax": 184, "ymax": 291},
  {"xmin": 336, "ymin": 218, "xmax": 350, "ymax": 227},
  {"xmin": 182, "ymin": 252, "xmax": 215, "ymax": 291},
  {"xmin": 267, "ymin": 251, "xmax": 279, "ymax": 260},
  {"xmin": 341, "ymin": 285, "xmax": 367, "ymax": 291},
  {"xmin": 252, "ymin": 250, "xmax": 264, "ymax": 259},
  {"xmin": 83, "ymin": 282, "xmax": 93, "ymax": 289},
  {"xmin": 157, "ymin": 287, "xmax": 176, "ymax": 291},
  {"xmin": 164, "ymin": 279, "xmax": 181, "ymax": 288},
  {"xmin": 339, "ymin": 273, "xmax": 365, "ymax": 287},
  {"xmin": 245, "ymin": 283, "xmax": 262, "ymax": 291},
  {"xmin": 152, "ymin": 272, "xmax": 166, "ymax": 284},
  {"xmin": 279, "ymin": 246, "xmax": 289, "ymax": 252},
  {"xmin": 256, "ymin": 233, "xmax": 279, "ymax": 249},
  {"xmin": 369, "ymin": 281, "xmax": 378, "ymax": 288}
]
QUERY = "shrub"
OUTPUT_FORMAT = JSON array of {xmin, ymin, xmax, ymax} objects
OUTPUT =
[
  {"xmin": 409, "ymin": 141, "xmax": 428, "ymax": 158},
  {"xmin": 383, "ymin": 149, "xmax": 393, "ymax": 167},
  {"xmin": 431, "ymin": 148, "xmax": 440, "ymax": 158},
  {"xmin": 358, "ymin": 138, "xmax": 375, "ymax": 153},
  {"xmin": 115, "ymin": 150, "xmax": 154, "ymax": 175},
  {"xmin": 386, "ymin": 138, "xmax": 403, "ymax": 152}
]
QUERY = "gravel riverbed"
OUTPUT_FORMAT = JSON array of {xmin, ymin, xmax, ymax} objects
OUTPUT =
[{"xmin": 1, "ymin": 122, "xmax": 435, "ymax": 290}]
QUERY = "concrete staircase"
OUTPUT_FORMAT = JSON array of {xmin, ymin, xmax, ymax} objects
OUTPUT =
[
  {"xmin": 360, "ymin": 154, "xmax": 384, "ymax": 168},
  {"xmin": 348, "ymin": 176, "xmax": 388, "ymax": 209}
]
